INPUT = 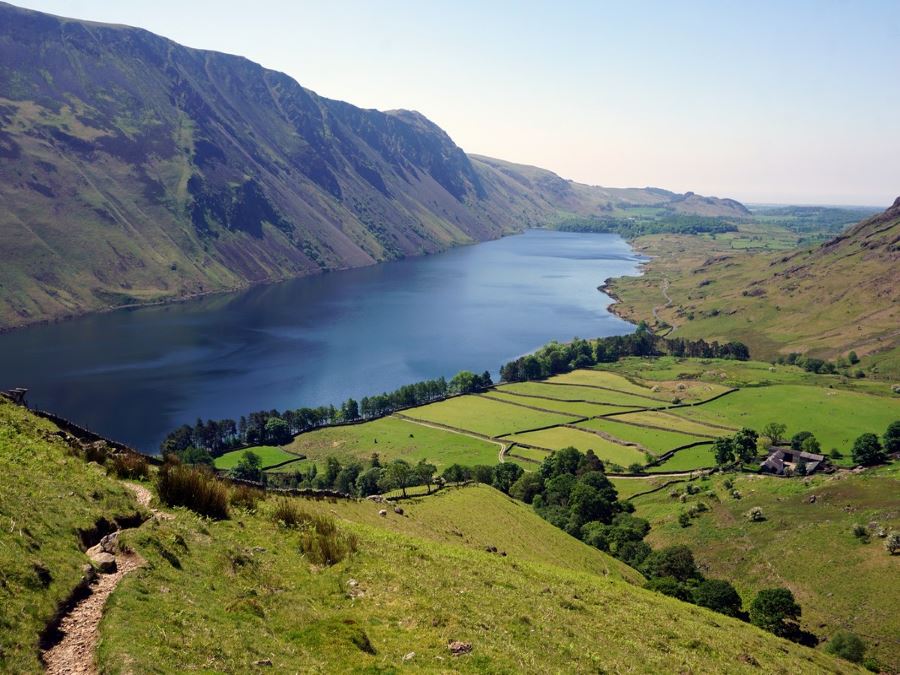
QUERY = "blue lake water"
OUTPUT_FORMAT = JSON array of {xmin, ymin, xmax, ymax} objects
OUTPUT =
[{"xmin": 0, "ymin": 230, "xmax": 642, "ymax": 451}]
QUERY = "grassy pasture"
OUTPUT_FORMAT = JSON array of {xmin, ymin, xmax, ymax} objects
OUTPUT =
[
  {"xmin": 645, "ymin": 444, "xmax": 717, "ymax": 473},
  {"xmin": 631, "ymin": 466, "xmax": 900, "ymax": 670},
  {"xmin": 483, "ymin": 390, "xmax": 637, "ymax": 417},
  {"xmin": 609, "ymin": 410, "xmax": 734, "ymax": 437},
  {"xmin": 551, "ymin": 370, "xmax": 664, "ymax": 398},
  {"xmin": 497, "ymin": 381, "xmax": 661, "ymax": 408},
  {"xmin": 283, "ymin": 417, "xmax": 499, "ymax": 470},
  {"xmin": 676, "ymin": 385, "xmax": 900, "ymax": 457},
  {"xmin": 505, "ymin": 445, "xmax": 550, "ymax": 464},
  {"xmin": 610, "ymin": 475, "xmax": 688, "ymax": 500},
  {"xmin": 402, "ymin": 395, "xmax": 579, "ymax": 438},
  {"xmin": 577, "ymin": 418, "xmax": 703, "ymax": 456},
  {"xmin": 99, "ymin": 481, "xmax": 851, "ymax": 673},
  {"xmin": 506, "ymin": 427, "xmax": 646, "ymax": 467},
  {"xmin": 214, "ymin": 445, "xmax": 298, "ymax": 470}
]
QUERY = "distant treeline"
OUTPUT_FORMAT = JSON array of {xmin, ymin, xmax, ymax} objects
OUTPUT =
[
  {"xmin": 161, "ymin": 370, "xmax": 493, "ymax": 455},
  {"xmin": 555, "ymin": 215, "xmax": 738, "ymax": 239},
  {"xmin": 499, "ymin": 326, "xmax": 749, "ymax": 383}
]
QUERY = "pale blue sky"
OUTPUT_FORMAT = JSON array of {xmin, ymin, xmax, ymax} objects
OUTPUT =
[{"xmin": 14, "ymin": 1, "xmax": 900, "ymax": 206}]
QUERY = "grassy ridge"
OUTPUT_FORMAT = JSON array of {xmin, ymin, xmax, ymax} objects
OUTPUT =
[
  {"xmin": 99, "ymin": 486, "xmax": 855, "ymax": 673},
  {"xmin": 631, "ymin": 466, "xmax": 900, "ymax": 669}
]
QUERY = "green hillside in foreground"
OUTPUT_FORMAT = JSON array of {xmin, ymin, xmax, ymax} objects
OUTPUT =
[
  {"xmin": 0, "ymin": 398, "xmax": 859, "ymax": 673},
  {"xmin": 606, "ymin": 198, "xmax": 900, "ymax": 376},
  {"xmin": 630, "ymin": 467, "xmax": 900, "ymax": 670},
  {"xmin": 0, "ymin": 399, "xmax": 143, "ymax": 672}
]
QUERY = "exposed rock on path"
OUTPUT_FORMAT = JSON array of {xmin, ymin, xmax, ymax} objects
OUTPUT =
[{"xmin": 42, "ymin": 482, "xmax": 152, "ymax": 675}]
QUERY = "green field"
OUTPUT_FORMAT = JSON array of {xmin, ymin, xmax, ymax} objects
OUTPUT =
[
  {"xmin": 214, "ymin": 445, "xmax": 299, "ymax": 470},
  {"xmin": 551, "ymin": 370, "xmax": 666, "ymax": 398},
  {"xmin": 506, "ymin": 427, "xmax": 646, "ymax": 467},
  {"xmin": 497, "ymin": 381, "xmax": 662, "ymax": 408},
  {"xmin": 483, "ymin": 391, "xmax": 638, "ymax": 417},
  {"xmin": 505, "ymin": 445, "xmax": 550, "ymax": 464},
  {"xmin": 402, "ymin": 395, "xmax": 579, "ymax": 437},
  {"xmin": 283, "ymin": 416, "xmax": 500, "ymax": 470},
  {"xmin": 608, "ymin": 410, "xmax": 733, "ymax": 437},
  {"xmin": 676, "ymin": 385, "xmax": 900, "ymax": 456},
  {"xmin": 610, "ymin": 475, "xmax": 688, "ymax": 500},
  {"xmin": 645, "ymin": 444, "xmax": 717, "ymax": 473},
  {"xmin": 577, "ymin": 418, "xmax": 703, "ymax": 455},
  {"xmin": 631, "ymin": 466, "xmax": 900, "ymax": 669}
]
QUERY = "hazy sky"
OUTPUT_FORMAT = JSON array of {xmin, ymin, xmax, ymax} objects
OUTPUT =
[{"xmin": 14, "ymin": 1, "xmax": 900, "ymax": 206}]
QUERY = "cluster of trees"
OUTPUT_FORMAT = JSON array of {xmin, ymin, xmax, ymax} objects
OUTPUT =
[
  {"xmin": 712, "ymin": 427, "xmax": 760, "ymax": 466},
  {"xmin": 498, "ymin": 326, "xmax": 749, "ymax": 383},
  {"xmin": 775, "ymin": 351, "xmax": 865, "ymax": 378},
  {"xmin": 555, "ymin": 215, "xmax": 739, "ymax": 239},
  {"xmin": 506, "ymin": 447, "xmax": 640, "ymax": 551},
  {"xmin": 160, "ymin": 370, "xmax": 492, "ymax": 455},
  {"xmin": 234, "ymin": 452, "xmax": 525, "ymax": 499}
]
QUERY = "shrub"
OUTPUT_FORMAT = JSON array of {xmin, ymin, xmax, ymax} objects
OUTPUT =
[
  {"xmin": 731, "ymin": 489, "xmax": 742, "ymax": 500},
  {"xmin": 745, "ymin": 507, "xmax": 765, "ymax": 522},
  {"xmin": 852, "ymin": 523, "xmax": 869, "ymax": 542},
  {"xmin": 230, "ymin": 484, "xmax": 264, "ymax": 511},
  {"xmin": 885, "ymin": 532, "xmax": 900, "ymax": 555},
  {"xmin": 722, "ymin": 478, "xmax": 733, "ymax": 490},
  {"xmin": 645, "ymin": 576, "xmax": 692, "ymax": 602},
  {"xmin": 825, "ymin": 631, "xmax": 866, "ymax": 664},
  {"xmin": 749, "ymin": 588, "xmax": 801, "ymax": 637},
  {"xmin": 231, "ymin": 450, "xmax": 263, "ymax": 481},
  {"xmin": 693, "ymin": 578, "xmax": 743, "ymax": 617},
  {"xmin": 268, "ymin": 498, "xmax": 357, "ymax": 565},
  {"xmin": 109, "ymin": 453, "xmax": 150, "ymax": 480},
  {"xmin": 830, "ymin": 448, "xmax": 843, "ymax": 460},
  {"xmin": 678, "ymin": 512, "xmax": 691, "ymax": 528},
  {"xmin": 83, "ymin": 442, "xmax": 109, "ymax": 465},
  {"xmin": 884, "ymin": 420, "xmax": 900, "ymax": 454},
  {"xmin": 851, "ymin": 433, "xmax": 886, "ymax": 466},
  {"xmin": 156, "ymin": 464, "xmax": 229, "ymax": 519}
]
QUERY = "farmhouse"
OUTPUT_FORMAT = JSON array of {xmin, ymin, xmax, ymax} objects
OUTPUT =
[{"xmin": 760, "ymin": 447, "xmax": 827, "ymax": 475}]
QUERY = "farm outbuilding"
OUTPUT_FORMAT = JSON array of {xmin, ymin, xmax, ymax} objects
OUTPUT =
[{"xmin": 760, "ymin": 447, "xmax": 827, "ymax": 475}]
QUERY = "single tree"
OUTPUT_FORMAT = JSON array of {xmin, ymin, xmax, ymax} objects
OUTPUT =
[
  {"xmin": 761, "ymin": 422, "xmax": 788, "ymax": 446},
  {"xmin": 800, "ymin": 435, "xmax": 821, "ymax": 455},
  {"xmin": 733, "ymin": 427, "xmax": 759, "ymax": 463},
  {"xmin": 848, "ymin": 351, "xmax": 860, "ymax": 364},
  {"xmin": 693, "ymin": 579, "xmax": 743, "ymax": 617},
  {"xmin": 713, "ymin": 436, "xmax": 735, "ymax": 466},
  {"xmin": 414, "ymin": 459, "xmax": 437, "ymax": 493},
  {"xmin": 883, "ymin": 420, "xmax": 900, "ymax": 454},
  {"xmin": 749, "ymin": 588, "xmax": 801, "ymax": 637},
  {"xmin": 790, "ymin": 431, "xmax": 814, "ymax": 451},
  {"xmin": 851, "ymin": 433, "xmax": 886, "ymax": 466},
  {"xmin": 642, "ymin": 545, "xmax": 700, "ymax": 582},
  {"xmin": 379, "ymin": 460, "xmax": 415, "ymax": 497},
  {"xmin": 232, "ymin": 450, "xmax": 262, "ymax": 481}
]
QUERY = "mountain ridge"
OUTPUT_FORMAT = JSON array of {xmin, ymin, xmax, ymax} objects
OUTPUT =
[{"xmin": 0, "ymin": 1, "xmax": 747, "ymax": 330}]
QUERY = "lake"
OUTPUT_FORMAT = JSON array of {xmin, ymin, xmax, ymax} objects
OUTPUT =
[{"xmin": 0, "ymin": 230, "xmax": 642, "ymax": 451}]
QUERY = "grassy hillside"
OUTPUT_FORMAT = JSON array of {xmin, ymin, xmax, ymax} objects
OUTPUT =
[
  {"xmin": 0, "ymin": 398, "xmax": 141, "ymax": 672},
  {"xmin": 0, "ymin": 397, "xmax": 859, "ymax": 673},
  {"xmin": 630, "ymin": 466, "xmax": 900, "ymax": 670},
  {"xmin": 607, "ymin": 199, "xmax": 900, "ymax": 376}
]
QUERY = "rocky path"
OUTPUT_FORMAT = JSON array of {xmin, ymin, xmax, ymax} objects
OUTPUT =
[{"xmin": 42, "ymin": 482, "xmax": 153, "ymax": 675}]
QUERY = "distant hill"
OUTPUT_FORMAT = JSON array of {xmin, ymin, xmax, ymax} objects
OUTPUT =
[
  {"xmin": 608, "ymin": 197, "xmax": 900, "ymax": 373},
  {"xmin": 0, "ymin": 2, "xmax": 746, "ymax": 330}
]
